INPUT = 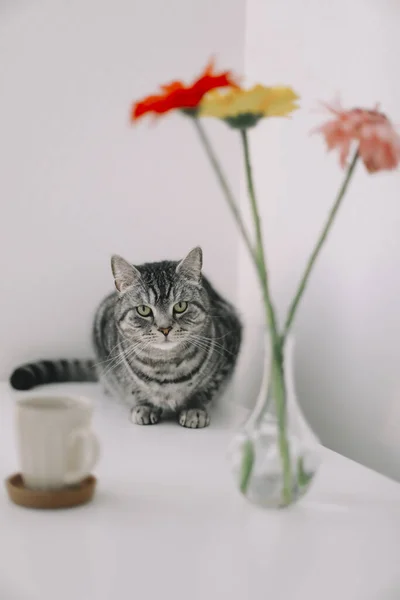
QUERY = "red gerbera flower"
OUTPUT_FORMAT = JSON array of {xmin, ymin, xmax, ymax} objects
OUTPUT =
[{"xmin": 131, "ymin": 59, "xmax": 238, "ymax": 121}]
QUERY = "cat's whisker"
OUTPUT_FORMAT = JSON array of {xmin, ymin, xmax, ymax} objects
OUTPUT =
[
  {"xmin": 196, "ymin": 338, "xmax": 237, "ymax": 357},
  {"xmin": 102, "ymin": 340, "xmax": 146, "ymax": 377},
  {"xmin": 195, "ymin": 331, "xmax": 232, "ymax": 342},
  {"xmin": 192, "ymin": 335, "xmax": 237, "ymax": 359},
  {"xmin": 93, "ymin": 339, "xmax": 124, "ymax": 367},
  {"xmin": 185, "ymin": 336, "xmax": 228, "ymax": 361},
  {"xmin": 196, "ymin": 330, "xmax": 239, "ymax": 352}
]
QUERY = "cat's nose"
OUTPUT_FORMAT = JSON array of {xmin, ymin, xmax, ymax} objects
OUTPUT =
[{"xmin": 158, "ymin": 326, "xmax": 172, "ymax": 337}]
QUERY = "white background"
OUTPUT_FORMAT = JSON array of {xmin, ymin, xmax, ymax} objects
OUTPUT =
[
  {"xmin": 2, "ymin": 0, "xmax": 400, "ymax": 481},
  {"xmin": 0, "ymin": 0, "xmax": 244, "ymax": 375},
  {"xmin": 237, "ymin": 0, "xmax": 400, "ymax": 480}
]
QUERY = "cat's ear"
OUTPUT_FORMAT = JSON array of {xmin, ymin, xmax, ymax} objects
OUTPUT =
[
  {"xmin": 111, "ymin": 255, "xmax": 141, "ymax": 293},
  {"xmin": 176, "ymin": 247, "xmax": 203, "ymax": 283}
]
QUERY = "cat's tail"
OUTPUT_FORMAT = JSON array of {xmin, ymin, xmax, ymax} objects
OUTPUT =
[{"xmin": 10, "ymin": 360, "xmax": 98, "ymax": 391}]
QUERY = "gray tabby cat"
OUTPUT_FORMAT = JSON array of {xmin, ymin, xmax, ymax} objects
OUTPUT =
[{"xmin": 10, "ymin": 248, "xmax": 242, "ymax": 428}]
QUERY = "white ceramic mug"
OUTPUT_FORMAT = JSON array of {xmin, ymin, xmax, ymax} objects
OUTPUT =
[{"xmin": 16, "ymin": 395, "xmax": 100, "ymax": 490}]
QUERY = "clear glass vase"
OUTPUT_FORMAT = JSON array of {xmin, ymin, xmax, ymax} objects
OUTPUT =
[{"xmin": 230, "ymin": 337, "xmax": 321, "ymax": 509}]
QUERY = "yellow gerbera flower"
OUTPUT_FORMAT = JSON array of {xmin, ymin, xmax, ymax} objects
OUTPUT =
[{"xmin": 199, "ymin": 85, "xmax": 300, "ymax": 128}]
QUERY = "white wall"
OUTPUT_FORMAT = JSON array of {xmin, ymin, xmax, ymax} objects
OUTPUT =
[
  {"xmin": 0, "ymin": 0, "xmax": 245, "ymax": 379},
  {"xmin": 239, "ymin": 0, "xmax": 400, "ymax": 480}
]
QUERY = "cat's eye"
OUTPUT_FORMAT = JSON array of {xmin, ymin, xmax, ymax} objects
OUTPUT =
[
  {"xmin": 173, "ymin": 301, "xmax": 188, "ymax": 314},
  {"xmin": 136, "ymin": 305, "xmax": 152, "ymax": 317}
]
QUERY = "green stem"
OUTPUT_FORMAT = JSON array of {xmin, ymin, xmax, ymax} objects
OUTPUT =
[
  {"xmin": 240, "ymin": 129, "xmax": 292, "ymax": 505},
  {"xmin": 240, "ymin": 130, "xmax": 280, "ymax": 348},
  {"xmin": 192, "ymin": 118, "xmax": 257, "ymax": 267},
  {"xmin": 282, "ymin": 151, "xmax": 359, "ymax": 341}
]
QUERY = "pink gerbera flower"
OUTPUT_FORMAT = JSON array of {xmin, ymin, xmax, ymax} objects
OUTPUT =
[{"xmin": 316, "ymin": 102, "xmax": 400, "ymax": 173}]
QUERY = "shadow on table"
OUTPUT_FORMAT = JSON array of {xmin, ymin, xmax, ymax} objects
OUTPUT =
[{"xmin": 365, "ymin": 584, "xmax": 400, "ymax": 600}]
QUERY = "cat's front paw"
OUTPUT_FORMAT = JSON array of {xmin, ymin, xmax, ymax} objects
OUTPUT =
[
  {"xmin": 131, "ymin": 405, "xmax": 161, "ymax": 425},
  {"xmin": 179, "ymin": 408, "xmax": 210, "ymax": 429}
]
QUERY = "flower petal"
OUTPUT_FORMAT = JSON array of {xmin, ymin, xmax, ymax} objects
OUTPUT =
[
  {"xmin": 131, "ymin": 59, "xmax": 237, "ymax": 121},
  {"xmin": 315, "ymin": 101, "xmax": 400, "ymax": 173},
  {"xmin": 200, "ymin": 84, "xmax": 299, "ymax": 124}
]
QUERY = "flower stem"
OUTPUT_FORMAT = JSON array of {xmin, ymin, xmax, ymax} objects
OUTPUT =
[
  {"xmin": 192, "ymin": 118, "xmax": 257, "ymax": 266},
  {"xmin": 282, "ymin": 151, "xmax": 359, "ymax": 341},
  {"xmin": 240, "ymin": 128, "xmax": 292, "ymax": 505},
  {"xmin": 240, "ymin": 130, "xmax": 280, "ymax": 348}
]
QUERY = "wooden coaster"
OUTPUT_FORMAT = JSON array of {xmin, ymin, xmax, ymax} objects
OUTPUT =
[{"xmin": 5, "ymin": 473, "xmax": 97, "ymax": 510}]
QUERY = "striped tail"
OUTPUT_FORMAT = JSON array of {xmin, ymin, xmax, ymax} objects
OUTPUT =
[{"xmin": 10, "ymin": 360, "xmax": 98, "ymax": 391}]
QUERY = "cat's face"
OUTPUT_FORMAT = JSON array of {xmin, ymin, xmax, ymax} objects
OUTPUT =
[
  {"xmin": 111, "ymin": 248, "xmax": 210, "ymax": 352},
  {"xmin": 118, "ymin": 295, "xmax": 208, "ymax": 350}
]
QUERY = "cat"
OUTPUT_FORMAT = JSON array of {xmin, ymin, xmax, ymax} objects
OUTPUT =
[{"xmin": 10, "ymin": 247, "xmax": 242, "ymax": 428}]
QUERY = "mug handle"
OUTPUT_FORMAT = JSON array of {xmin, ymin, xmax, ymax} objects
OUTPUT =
[{"xmin": 64, "ymin": 428, "xmax": 100, "ymax": 485}]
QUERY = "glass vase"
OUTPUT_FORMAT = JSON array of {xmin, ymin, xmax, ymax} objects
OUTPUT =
[{"xmin": 230, "ymin": 336, "xmax": 321, "ymax": 509}]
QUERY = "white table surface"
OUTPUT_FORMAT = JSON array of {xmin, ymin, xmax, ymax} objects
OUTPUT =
[{"xmin": 1, "ymin": 383, "xmax": 400, "ymax": 600}]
